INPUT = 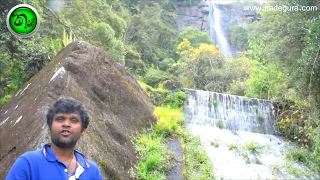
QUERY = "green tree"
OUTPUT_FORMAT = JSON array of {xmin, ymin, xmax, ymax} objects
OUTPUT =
[
  {"xmin": 125, "ymin": 2, "xmax": 178, "ymax": 65},
  {"xmin": 178, "ymin": 27, "xmax": 213, "ymax": 47},
  {"xmin": 227, "ymin": 22, "xmax": 249, "ymax": 51},
  {"xmin": 245, "ymin": 62, "xmax": 287, "ymax": 99},
  {"xmin": 60, "ymin": 0, "xmax": 127, "ymax": 64},
  {"xmin": 245, "ymin": 0, "xmax": 320, "ymax": 164},
  {"xmin": 143, "ymin": 68, "xmax": 176, "ymax": 88},
  {"xmin": 176, "ymin": 39, "xmax": 237, "ymax": 92},
  {"xmin": 0, "ymin": 0, "xmax": 55, "ymax": 107}
]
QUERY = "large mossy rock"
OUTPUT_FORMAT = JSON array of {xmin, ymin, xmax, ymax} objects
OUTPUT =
[{"xmin": 0, "ymin": 41, "xmax": 156, "ymax": 179}]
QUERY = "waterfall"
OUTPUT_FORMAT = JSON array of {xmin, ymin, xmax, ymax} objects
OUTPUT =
[
  {"xmin": 184, "ymin": 89, "xmax": 275, "ymax": 134},
  {"xmin": 209, "ymin": 2, "xmax": 236, "ymax": 57},
  {"xmin": 184, "ymin": 89, "xmax": 318, "ymax": 179}
]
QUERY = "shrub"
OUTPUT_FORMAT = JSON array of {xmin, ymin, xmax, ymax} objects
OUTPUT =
[
  {"xmin": 163, "ymin": 91, "xmax": 188, "ymax": 109},
  {"xmin": 143, "ymin": 68, "xmax": 176, "ymax": 88},
  {"xmin": 138, "ymin": 80, "xmax": 169, "ymax": 106},
  {"xmin": 256, "ymin": 158, "xmax": 262, "ymax": 164},
  {"xmin": 227, "ymin": 143, "xmax": 240, "ymax": 152},
  {"xmin": 210, "ymin": 139, "xmax": 220, "ymax": 148},
  {"xmin": 159, "ymin": 58, "xmax": 175, "ymax": 71},
  {"xmin": 125, "ymin": 46, "xmax": 146, "ymax": 76},
  {"xmin": 285, "ymin": 147, "xmax": 310, "ymax": 164},
  {"xmin": 0, "ymin": 94, "xmax": 12, "ymax": 108},
  {"xmin": 153, "ymin": 107, "xmax": 185, "ymax": 137},
  {"xmin": 243, "ymin": 141, "xmax": 266, "ymax": 153},
  {"xmin": 257, "ymin": 114, "xmax": 264, "ymax": 122},
  {"xmin": 209, "ymin": 100, "xmax": 219, "ymax": 107},
  {"xmin": 216, "ymin": 119, "xmax": 224, "ymax": 129}
]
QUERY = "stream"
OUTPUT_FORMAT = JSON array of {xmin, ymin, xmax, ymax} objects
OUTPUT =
[{"xmin": 184, "ymin": 89, "xmax": 318, "ymax": 179}]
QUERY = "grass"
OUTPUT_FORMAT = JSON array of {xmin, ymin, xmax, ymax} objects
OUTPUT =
[
  {"xmin": 210, "ymin": 139, "xmax": 220, "ymax": 148},
  {"xmin": 269, "ymin": 147, "xmax": 320, "ymax": 179},
  {"xmin": 132, "ymin": 82, "xmax": 214, "ymax": 180},
  {"xmin": 153, "ymin": 107, "xmax": 185, "ymax": 137},
  {"xmin": 227, "ymin": 143, "xmax": 240, "ymax": 152},
  {"xmin": 138, "ymin": 80, "xmax": 166, "ymax": 93},
  {"xmin": 138, "ymin": 80, "xmax": 155, "ymax": 92},
  {"xmin": 271, "ymin": 163, "xmax": 282, "ymax": 177},
  {"xmin": 131, "ymin": 106, "xmax": 214, "ymax": 180},
  {"xmin": 271, "ymin": 161, "xmax": 316, "ymax": 179},
  {"xmin": 131, "ymin": 133, "xmax": 174, "ymax": 180},
  {"xmin": 227, "ymin": 141, "xmax": 268, "ymax": 154},
  {"xmin": 243, "ymin": 141, "xmax": 267, "ymax": 153},
  {"xmin": 285, "ymin": 147, "xmax": 309, "ymax": 163},
  {"xmin": 285, "ymin": 161, "xmax": 309, "ymax": 178},
  {"xmin": 226, "ymin": 141, "xmax": 270, "ymax": 165},
  {"xmin": 130, "ymin": 106, "xmax": 182, "ymax": 179},
  {"xmin": 284, "ymin": 147, "xmax": 319, "ymax": 177},
  {"xmin": 183, "ymin": 132, "xmax": 214, "ymax": 180}
]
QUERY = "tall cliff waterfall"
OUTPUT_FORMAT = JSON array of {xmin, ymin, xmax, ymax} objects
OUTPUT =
[
  {"xmin": 184, "ymin": 89, "xmax": 318, "ymax": 179},
  {"xmin": 209, "ymin": 2, "xmax": 236, "ymax": 57}
]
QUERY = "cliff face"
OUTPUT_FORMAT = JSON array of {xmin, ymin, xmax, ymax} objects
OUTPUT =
[
  {"xmin": 0, "ymin": 41, "xmax": 156, "ymax": 179},
  {"xmin": 176, "ymin": 0, "xmax": 260, "ymax": 57},
  {"xmin": 176, "ymin": 0, "xmax": 259, "ymax": 33},
  {"xmin": 176, "ymin": 4, "xmax": 210, "ymax": 33}
]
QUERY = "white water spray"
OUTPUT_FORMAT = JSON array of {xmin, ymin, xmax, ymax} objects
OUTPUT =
[
  {"xmin": 184, "ymin": 89, "xmax": 275, "ymax": 134},
  {"xmin": 184, "ymin": 89, "xmax": 318, "ymax": 179}
]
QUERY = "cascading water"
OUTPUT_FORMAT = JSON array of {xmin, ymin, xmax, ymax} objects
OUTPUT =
[
  {"xmin": 185, "ymin": 89, "xmax": 275, "ymax": 134},
  {"xmin": 184, "ymin": 89, "xmax": 318, "ymax": 179},
  {"xmin": 209, "ymin": 2, "xmax": 236, "ymax": 57}
]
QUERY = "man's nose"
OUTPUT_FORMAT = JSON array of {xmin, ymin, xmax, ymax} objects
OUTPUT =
[{"xmin": 62, "ymin": 119, "xmax": 71, "ymax": 126}]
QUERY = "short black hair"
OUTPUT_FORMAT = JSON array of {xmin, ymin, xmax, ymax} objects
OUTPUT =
[{"xmin": 46, "ymin": 97, "xmax": 90, "ymax": 130}]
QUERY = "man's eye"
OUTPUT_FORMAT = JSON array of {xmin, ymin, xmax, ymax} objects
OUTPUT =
[
  {"xmin": 56, "ymin": 117, "xmax": 63, "ymax": 121},
  {"xmin": 71, "ymin": 119, "xmax": 78, "ymax": 123}
]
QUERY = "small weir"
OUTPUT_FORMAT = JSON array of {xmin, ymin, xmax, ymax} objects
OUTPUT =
[{"xmin": 184, "ymin": 89, "xmax": 318, "ymax": 179}]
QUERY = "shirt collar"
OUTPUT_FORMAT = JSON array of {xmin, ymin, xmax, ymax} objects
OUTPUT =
[
  {"xmin": 42, "ymin": 143, "xmax": 57, "ymax": 162},
  {"xmin": 42, "ymin": 143, "xmax": 90, "ymax": 168},
  {"xmin": 74, "ymin": 149, "xmax": 90, "ymax": 168}
]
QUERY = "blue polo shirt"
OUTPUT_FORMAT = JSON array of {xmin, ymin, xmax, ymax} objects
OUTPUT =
[{"xmin": 6, "ymin": 144, "xmax": 103, "ymax": 180}]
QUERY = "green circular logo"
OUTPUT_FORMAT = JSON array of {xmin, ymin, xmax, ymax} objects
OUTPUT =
[{"xmin": 6, "ymin": 4, "xmax": 40, "ymax": 38}]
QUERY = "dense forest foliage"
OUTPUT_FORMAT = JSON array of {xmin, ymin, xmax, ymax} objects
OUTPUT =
[{"xmin": 1, "ymin": 0, "xmax": 320, "ymax": 170}]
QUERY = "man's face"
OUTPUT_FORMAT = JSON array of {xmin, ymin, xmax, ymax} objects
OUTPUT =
[{"xmin": 50, "ymin": 112, "xmax": 83, "ymax": 148}]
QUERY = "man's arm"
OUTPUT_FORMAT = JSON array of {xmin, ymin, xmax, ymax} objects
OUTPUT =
[
  {"xmin": 6, "ymin": 156, "xmax": 31, "ymax": 180},
  {"xmin": 88, "ymin": 160, "xmax": 103, "ymax": 180},
  {"xmin": 94, "ymin": 167, "xmax": 103, "ymax": 180}
]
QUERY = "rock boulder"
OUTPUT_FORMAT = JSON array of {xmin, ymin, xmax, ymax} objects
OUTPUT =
[{"xmin": 0, "ymin": 41, "xmax": 156, "ymax": 179}]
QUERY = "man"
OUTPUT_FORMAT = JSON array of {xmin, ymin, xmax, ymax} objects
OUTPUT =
[{"xmin": 6, "ymin": 97, "xmax": 103, "ymax": 180}]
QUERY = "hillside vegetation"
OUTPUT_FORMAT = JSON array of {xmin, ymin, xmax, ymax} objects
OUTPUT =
[{"xmin": 1, "ymin": 0, "xmax": 320, "ymax": 175}]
